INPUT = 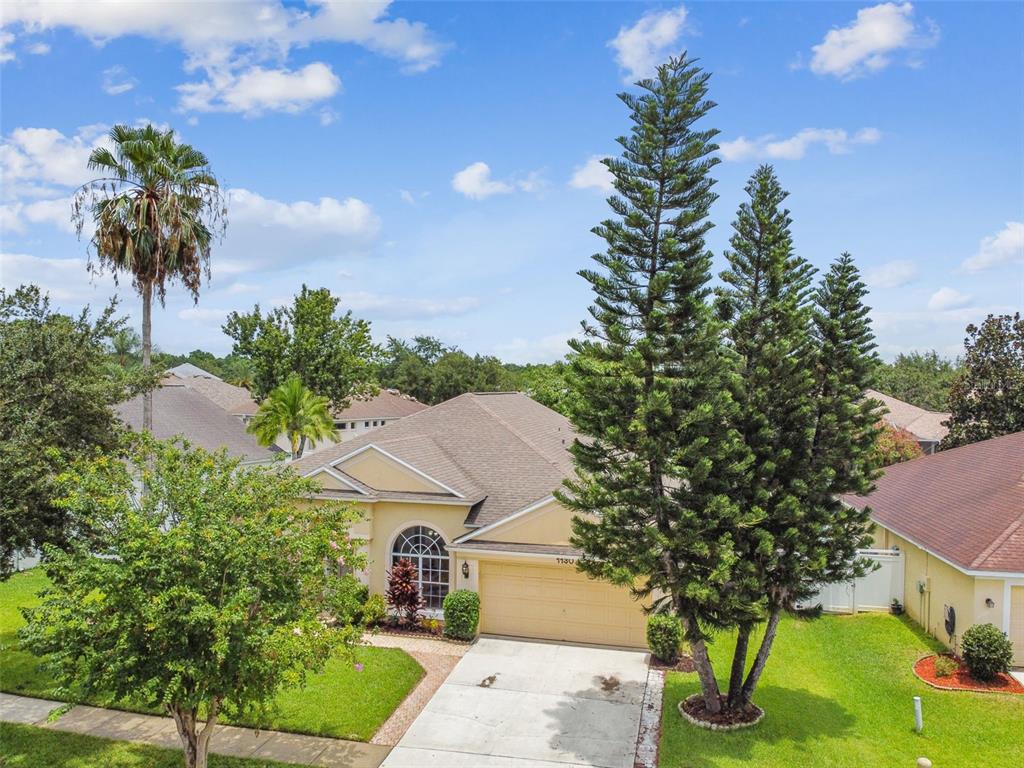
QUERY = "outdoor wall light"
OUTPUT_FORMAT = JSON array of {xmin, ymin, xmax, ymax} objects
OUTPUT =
[
  {"xmin": 985, "ymin": 598, "xmax": 995, "ymax": 608},
  {"xmin": 461, "ymin": 562, "xmax": 470, "ymax": 578}
]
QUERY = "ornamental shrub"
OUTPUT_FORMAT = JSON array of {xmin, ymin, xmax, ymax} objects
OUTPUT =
[
  {"xmin": 324, "ymin": 573, "xmax": 368, "ymax": 625},
  {"xmin": 386, "ymin": 558, "xmax": 423, "ymax": 625},
  {"xmin": 933, "ymin": 655, "xmax": 958, "ymax": 677},
  {"xmin": 961, "ymin": 623, "xmax": 1013, "ymax": 681},
  {"xmin": 647, "ymin": 614, "xmax": 682, "ymax": 664},
  {"xmin": 443, "ymin": 590, "xmax": 480, "ymax": 640},
  {"xmin": 362, "ymin": 594, "xmax": 387, "ymax": 628}
]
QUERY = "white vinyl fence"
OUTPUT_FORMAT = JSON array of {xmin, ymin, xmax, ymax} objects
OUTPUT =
[{"xmin": 803, "ymin": 548, "xmax": 904, "ymax": 614}]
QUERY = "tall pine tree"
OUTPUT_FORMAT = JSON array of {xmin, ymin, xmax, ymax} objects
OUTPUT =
[
  {"xmin": 714, "ymin": 165, "xmax": 818, "ymax": 709},
  {"xmin": 557, "ymin": 55, "xmax": 756, "ymax": 715},
  {"xmin": 739, "ymin": 253, "xmax": 880, "ymax": 706}
]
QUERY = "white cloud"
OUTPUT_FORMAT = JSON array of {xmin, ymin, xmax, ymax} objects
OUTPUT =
[
  {"xmin": 177, "ymin": 62, "xmax": 341, "ymax": 116},
  {"xmin": 569, "ymin": 156, "xmax": 614, "ymax": 192},
  {"xmin": 0, "ymin": 124, "xmax": 110, "ymax": 199},
  {"xmin": 0, "ymin": 30, "xmax": 15, "ymax": 62},
  {"xmin": 228, "ymin": 188, "xmax": 380, "ymax": 238},
  {"xmin": 718, "ymin": 127, "xmax": 881, "ymax": 161},
  {"xmin": 865, "ymin": 259, "xmax": 918, "ymax": 289},
  {"xmin": 961, "ymin": 221, "xmax": 1024, "ymax": 273},
  {"xmin": 609, "ymin": 5, "xmax": 689, "ymax": 82},
  {"xmin": 177, "ymin": 307, "xmax": 231, "ymax": 324},
  {"xmin": 336, "ymin": 291, "xmax": 480, "ymax": 319},
  {"xmin": 451, "ymin": 162, "xmax": 513, "ymax": 200},
  {"xmin": 2, "ymin": 1, "xmax": 445, "ymax": 114},
  {"xmin": 102, "ymin": 65, "xmax": 136, "ymax": 95},
  {"xmin": 319, "ymin": 107, "xmax": 339, "ymax": 127},
  {"xmin": 26, "ymin": 41, "xmax": 49, "ymax": 55},
  {"xmin": 927, "ymin": 286, "xmax": 971, "ymax": 311},
  {"xmin": 493, "ymin": 331, "xmax": 578, "ymax": 364},
  {"xmin": 809, "ymin": 2, "xmax": 939, "ymax": 80},
  {"xmin": 0, "ymin": 252, "xmax": 116, "ymax": 302}
]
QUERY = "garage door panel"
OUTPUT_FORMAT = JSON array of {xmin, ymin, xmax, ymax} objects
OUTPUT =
[{"xmin": 479, "ymin": 560, "xmax": 646, "ymax": 647}]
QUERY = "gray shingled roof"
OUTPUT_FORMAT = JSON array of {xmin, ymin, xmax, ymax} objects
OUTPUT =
[
  {"xmin": 293, "ymin": 392, "xmax": 576, "ymax": 528},
  {"xmin": 166, "ymin": 362, "xmax": 221, "ymax": 380},
  {"xmin": 865, "ymin": 388, "xmax": 950, "ymax": 444},
  {"xmin": 333, "ymin": 389, "xmax": 429, "ymax": 420},
  {"xmin": 116, "ymin": 382, "xmax": 280, "ymax": 463}
]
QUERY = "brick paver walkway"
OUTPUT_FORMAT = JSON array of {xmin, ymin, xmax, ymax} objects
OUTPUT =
[
  {"xmin": 364, "ymin": 632, "xmax": 469, "ymax": 746},
  {"xmin": 0, "ymin": 692, "xmax": 391, "ymax": 767}
]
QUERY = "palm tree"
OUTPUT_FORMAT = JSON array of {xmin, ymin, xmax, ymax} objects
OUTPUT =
[
  {"xmin": 111, "ymin": 328, "xmax": 141, "ymax": 367},
  {"xmin": 248, "ymin": 375, "xmax": 338, "ymax": 459},
  {"xmin": 73, "ymin": 124, "xmax": 226, "ymax": 432}
]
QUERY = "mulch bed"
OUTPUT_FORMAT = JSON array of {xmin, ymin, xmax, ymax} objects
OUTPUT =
[
  {"xmin": 913, "ymin": 654, "xmax": 1024, "ymax": 695},
  {"xmin": 650, "ymin": 654, "xmax": 696, "ymax": 673},
  {"xmin": 679, "ymin": 694, "xmax": 763, "ymax": 730}
]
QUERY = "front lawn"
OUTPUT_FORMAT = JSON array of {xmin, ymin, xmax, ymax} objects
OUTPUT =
[
  {"xmin": 659, "ymin": 613, "xmax": 1023, "ymax": 767},
  {"xmin": 0, "ymin": 570, "xmax": 423, "ymax": 741},
  {"xmin": 0, "ymin": 722, "xmax": 303, "ymax": 768}
]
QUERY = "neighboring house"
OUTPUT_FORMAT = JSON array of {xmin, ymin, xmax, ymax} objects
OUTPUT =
[
  {"xmin": 843, "ymin": 431, "xmax": 1024, "ymax": 666},
  {"xmin": 866, "ymin": 388, "xmax": 950, "ymax": 454},
  {"xmin": 116, "ymin": 377, "xmax": 281, "ymax": 464},
  {"xmin": 173, "ymin": 373, "xmax": 259, "ymax": 420},
  {"xmin": 332, "ymin": 389, "xmax": 428, "ymax": 442},
  {"xmin": 293, "ymin": 391, "xmax": 648, "ymax": 647}
]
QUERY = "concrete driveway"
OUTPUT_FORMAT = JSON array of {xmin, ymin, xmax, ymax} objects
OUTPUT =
[{"xmin": 381, "ymin": 637, "xmax": 650, "ymax": 768}]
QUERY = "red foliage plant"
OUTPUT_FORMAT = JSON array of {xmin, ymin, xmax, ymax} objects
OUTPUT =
[
  {"xmin": 870, "ymin": 421, "xmax": 924, "ymax": 467},
  {"xmin": 385, "ymin": 558, "xmax": 423, "ymax": 625}
]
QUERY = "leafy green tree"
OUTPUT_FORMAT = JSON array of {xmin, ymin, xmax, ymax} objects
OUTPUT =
[
  {"xmin": 431, "ymin": 350, "xmax": 516, "ymax": 402},
  {"xmin": 376, "ymin": 336, "xmax": 447, "ymax": 403},
  {"xmin": 714, "ymin": 165, "xmax": 818, "ymax": 709},
  {"xmin": 0, "ymin": 285, "xmax": 144, "ymax": 578},
  {"xmin": 513, "ymin": 362, "xmax": 573, "ymax": 415},
  {"xmin": 874, "ymin": 351, "xmax": 958, "ymax": 411},
  {"xmin": 248, "ymin": 374, "xmax": 338, "ymax": 459},
  {"xmin": 73, "ymin": 124, "xmax": 226, "ymax": 433},
  {"xmin": 942, "ymin": 313, "xmax": 1024, "ymax": 448},
  {"xmin": 557, "ymin": 55, "xmax": 755, "ymax": 715},
  {"xmin": 21, "ymin": 437, "xmax": 363, "ymax": 768},
  {"xmin": 224, "ymin": 285, "xmax": 380, "ymax": 408}
]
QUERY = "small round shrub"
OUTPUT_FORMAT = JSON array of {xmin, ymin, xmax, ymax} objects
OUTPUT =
[
  {"xmin": 324, "ymin": 574, "xmax": 369, "ymax": 625},
  {"xmin": 647, "ymin": 614, "xmax": 682, "ymax": 664},
  {"xmin": 933, "ymin": 655, "xmax": 958, "ymax": 677},
  {"xmin": 443, "ymin": 590, "xmax": 480, "ymax": 640},
  {"xmin": 362, "ymin": 593, "xmax": 387, "ymax": 628},
  {"xmin": 961, "ymin": 623, "xmax": 1013, "ymax": 681}
]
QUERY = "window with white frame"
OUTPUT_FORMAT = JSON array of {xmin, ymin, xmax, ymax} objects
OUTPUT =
[{"xmin": 391, "ymin": 525, "xmax": 449, "ymax": 610}]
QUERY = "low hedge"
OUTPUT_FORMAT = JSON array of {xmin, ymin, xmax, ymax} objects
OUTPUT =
[
  {"xmin": 647, "ymin": 613, "xmax": 682, "ymax": 664},
  {"xmin": 443, "ymin": 590, "xmax": 480, "ymax": 640}
]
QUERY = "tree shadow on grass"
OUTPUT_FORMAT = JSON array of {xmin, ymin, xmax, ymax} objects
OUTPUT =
[{"xmin": 657, "ymin": 679, "xmax": 858, "ymax": 768}]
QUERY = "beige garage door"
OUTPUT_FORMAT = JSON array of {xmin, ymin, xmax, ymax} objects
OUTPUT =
[
  {"xmin": 479, "ymin": 560, "xmax": 647, "ymax": 647},
  {"xmin": 1011, "ymin": 586, "xmax": 1024, "ymax": 667}
]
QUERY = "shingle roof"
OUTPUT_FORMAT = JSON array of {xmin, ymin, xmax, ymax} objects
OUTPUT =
[
  {"xmin": 176, "ymin": 375, "xmax": 258, "ymax": 416},
  {"xmin": 865, "ymin": 388, "xmax": 950, "ymax": 443},
  {"xmin": 333, "ymin": 389, "xmax": 429, "ymax": 420},
  {"xmin": 293, "ymin": 392, "xmax": 576, "ymax": 528},
  {"xmin": 843, "ymin": 431, "xmax": 1024, "ymax": 574},
  {"xmin": 448, "ymin": 541, "xmax": 581, "ymax": 556},
  {"xmin": 116, "ymin": 382, "xmax": 280, "ymax": 463}
]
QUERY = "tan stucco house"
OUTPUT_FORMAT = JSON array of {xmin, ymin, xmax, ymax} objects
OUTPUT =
[
  {"xmin": 844, "ymin": 431, "xmax": 1024, "ymax": 666},
  {"xmin": 292, "ymin": 391, "xmax": 648, "ymax": 647},
  {"xmin": 866, "ymin": 388, "xmax": 950, "ymax": 454}
]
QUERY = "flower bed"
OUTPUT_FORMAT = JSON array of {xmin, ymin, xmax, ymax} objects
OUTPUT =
[
  {"xmin": 678, "ymin": 694, "xmax": 764, "ymax": 730},
  {"xmin": 913, "ymin": 654, "xmax": 1024, "ymax": 695}
]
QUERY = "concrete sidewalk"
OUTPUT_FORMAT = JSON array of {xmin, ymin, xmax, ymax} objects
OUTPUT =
[{"xmin": 0, "ymin": 692, "xmax": 391, "ymax": 767}]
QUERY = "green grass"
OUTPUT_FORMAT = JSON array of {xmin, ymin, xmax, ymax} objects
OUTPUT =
[
  {"xmin": 659, "ymin": 613, "xmax": 1024, "ymax": 767},
  {"xmin": 0, "ymin": 570, "xmax": 423, "ymax": 741},
  {"xmin": 0, "ymin": 722, "xmax": 302, "ymax": 768}
]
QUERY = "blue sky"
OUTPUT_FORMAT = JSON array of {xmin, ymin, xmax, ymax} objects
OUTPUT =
[{"xmin": 1, "ymin": 1, "xmax": 1021, "ymax": 362}]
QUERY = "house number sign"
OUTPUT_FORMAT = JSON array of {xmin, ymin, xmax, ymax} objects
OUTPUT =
[{"xmin": 556, "ymin": 557, "xmax": 577, "ymax": 565}]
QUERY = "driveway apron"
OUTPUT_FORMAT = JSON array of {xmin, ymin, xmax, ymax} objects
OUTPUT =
[{"xmin": 381, "ymin": 636, "xmax": 650, "ymax": 768}]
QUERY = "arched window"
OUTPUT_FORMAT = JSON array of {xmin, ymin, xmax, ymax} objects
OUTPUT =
[{"xmin": 391, "ymin": 525, "xmax": 450, "ymax": 610}]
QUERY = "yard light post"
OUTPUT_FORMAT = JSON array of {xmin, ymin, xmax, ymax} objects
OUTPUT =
[{"xmin": 913, "ymin": 696, "xmax": 923, "ymax": 733}]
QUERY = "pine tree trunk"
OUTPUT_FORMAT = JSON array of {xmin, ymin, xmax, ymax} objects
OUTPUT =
[
  {"xmin": 141, "ymin": 281, "xmax": 153, "ymax": 433},
  {"xmin": 727, "ymin": 622, "xmax": 752, "ymax": 710},
  {"xmin": 682, "ymin": 614, "xmax": 722, "ymax": 714},
  {"xmin": 741, "ymin": 605, "xmax": 782, "ymax": 704}
]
